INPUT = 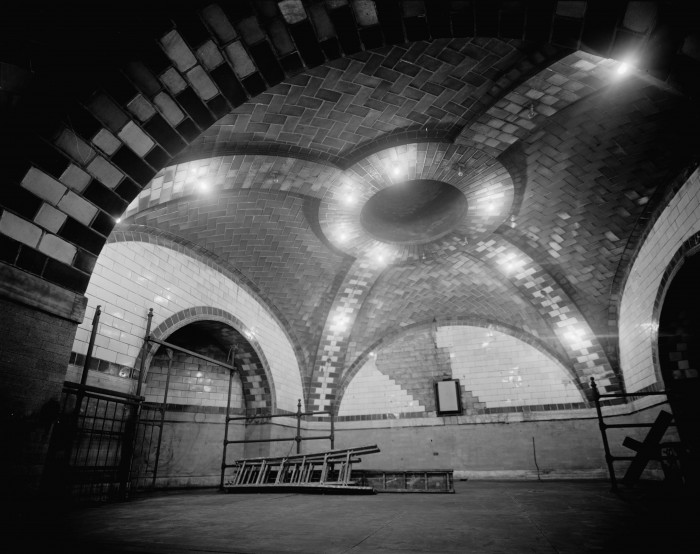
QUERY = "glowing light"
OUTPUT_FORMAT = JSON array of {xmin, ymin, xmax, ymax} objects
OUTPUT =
[
  {"xmin": 617, "ymin": 62, "xmax": 630, "ymax": 75},
  {"xmin": 500, "ymin": 253, "xmax": 523, "ymax": 274},
  {"xmin": 563, "ymin": 327, "xmax": 588, "ymax": 348},
  {"xmin": 342, "ymin": 193, "xmax": 356, "ymax": 206},
  {"xmin": 198, "ymin": 179, "xmax": 210, "ymax": 192},
  {"xmin": 333, "ymin": 314, "xmax": 349, "ymax": 331},
  {"xmin": 392, "ymin": 165, "xmax": 401, "ymax": 177},
  {"xmin": 116, "ymin": 217, "xmax": 122, "ymax": 223},
  {"xmin": 338, "ymin": 232, "xmax": 348, "ymax": 243}
]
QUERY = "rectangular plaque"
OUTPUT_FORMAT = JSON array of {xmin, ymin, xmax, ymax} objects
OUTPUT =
[{"xmin": 435, "ymin": 379, "xmax": 463, "ymax": 416}]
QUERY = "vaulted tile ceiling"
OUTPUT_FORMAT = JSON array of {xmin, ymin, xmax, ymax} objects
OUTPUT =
[{"xmin": 2, "ymin": 1, "xmax": 699, "ymax": 410}]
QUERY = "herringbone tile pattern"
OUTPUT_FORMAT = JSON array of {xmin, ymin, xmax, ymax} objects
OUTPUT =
[
  {"xmin": 130, "ymin": 189, "xmax": 352, "ymax": 368},
  {"xmin": 508, "ymin": 81, "xmax": 695, "ymax": 344},
  {"xmin": 345, "ymin": 254, "xmax": 563, "ymax": 368},
  {"xmin": 182, "ymin": 39, "xmax": 563, "ymax": 162}
]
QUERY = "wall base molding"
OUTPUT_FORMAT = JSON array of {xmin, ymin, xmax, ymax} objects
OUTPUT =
[{"xmin": 454, "ymin": 469, "xmax": 665, "ymax": 481}]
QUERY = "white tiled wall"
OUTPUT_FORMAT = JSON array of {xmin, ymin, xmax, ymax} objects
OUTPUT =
[
  {"xmin": 619, "ymin": 168, "xmax": 700, "ymax": 392},
  {"xmin": 72, "ymin": 241, "xmax": 303, "ymax": 411},
  {"xmin": 338, "ymin": 357, "xmax": 425, "ymax": 416},
  {"xmin": 437, "ymin": 326, "xmax": 583, "ymax": 407},
  {"xmin": 338, "ymin": 324, "xmax": 582, "ymax": 417},
  {"xmin": 144, "ymin": 355, "xmax": 243, "ymax": 409}
]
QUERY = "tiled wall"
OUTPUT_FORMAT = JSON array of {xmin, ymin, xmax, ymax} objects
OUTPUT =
[
  {"xmin": 619, "ymin": 168, "xmax": 700, "ymax": 392},
  {"xmin": 334, "ymin": 402, "xmax": 674, "ymax": 479},
  {"xmin": 338, "ymin": 356, "xmax": 425, "ymax": 417},
  {"xmin": 64, "ymin": 364, "xmax": 135, "ymax": 395},
  {"xmin": 338, "ymin": 324, "xmax": 582, "ymax": 419},
  {"xmin": 144, "ymin": 349, "xmax": 243, "ymax": 409},
  {"xmin": 437, "ymin": 326, "xmax": 583, "ymax": 408},
  {"xmin": 71, "ymin": 241, "xmax": 303, "ymax": 411}
]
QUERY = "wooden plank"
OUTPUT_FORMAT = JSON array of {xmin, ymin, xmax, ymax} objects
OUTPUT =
[{"xmin": 622, "ymin": 410, "xmax": 673, "ymax": 486}]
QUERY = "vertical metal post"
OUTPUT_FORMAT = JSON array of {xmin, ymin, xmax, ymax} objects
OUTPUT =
[
  {"xmin": 220, "ymin": 360, "xmax": 236, "ymax": 490},
  {"xmin": 135, "ymin": 308, "xmax": 154, "ymax": 398},
  {"xmin": 80, "ymin": 305, "xmax": 102, "ymax": 386},
  {"xmin": 296, "ymin": 399, "xmax": 302, "ymax": 454},
  {"xmin": 591, "ymin": 377, "xmax": 618, "ymax": 491},
  {"xmin": 330, "ymin": 410, "xmax": 335, "ymax": 450},
  {"xmin": 60, "ymin": 305, "xmax": 102, "ymax": 497},
  {"xmin": 118, "ymin": 308, "xmax": 152, "ymax": 500},
  {"xmin": 151, "ymin": 349, "xmax": 173, "ymax": 488}
]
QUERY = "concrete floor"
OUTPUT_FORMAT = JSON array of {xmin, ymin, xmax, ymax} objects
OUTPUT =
[{"xmin": 12, "ymin": 481, "xmax": 699, "ymax": 553}]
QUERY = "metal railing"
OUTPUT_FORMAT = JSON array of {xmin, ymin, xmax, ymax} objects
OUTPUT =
[
  {"xmin": 43, "ymin": 382, "xmax": 143, "ymax": 503},
  {"xmin": 220, "ymin": 398, "xmax": 335, "ymax": 489},
  {"xmin": 590, "ymin": 377, "xmax": 685, "ymax": 491}
]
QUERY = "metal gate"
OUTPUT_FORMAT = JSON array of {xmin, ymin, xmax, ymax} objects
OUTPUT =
[{"xmin": 43, "ymin": 381, "xmax": 142, "ymax": 503}]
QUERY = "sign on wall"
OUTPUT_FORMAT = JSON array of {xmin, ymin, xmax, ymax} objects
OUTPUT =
[{"xmin": 434, "ymin": 379, "xmax": 463, "ymax": 416}]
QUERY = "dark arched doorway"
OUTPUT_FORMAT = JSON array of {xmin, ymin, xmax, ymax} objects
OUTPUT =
[
  {"xmin": 658, "ymin": 250, "xmax": 700, "ymax": 478},
  {"xmin": 134, "ymin": 318, "xmax": 271, "ymax": 488}
]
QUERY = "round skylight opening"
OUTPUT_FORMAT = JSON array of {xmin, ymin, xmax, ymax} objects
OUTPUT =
[{"xmin": 360, "ymin": 179, "xmax": 467, "ymax": 244}]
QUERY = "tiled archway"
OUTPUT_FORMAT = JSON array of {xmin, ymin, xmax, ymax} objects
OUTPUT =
[{"xmin": 139, "ymin": 306, "xmax": 276, "ymax": 411}]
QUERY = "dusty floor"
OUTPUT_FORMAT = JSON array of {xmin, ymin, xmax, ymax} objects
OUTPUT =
[{"xmin": 12, "ymin": 480, "xmax": 699, "ymax": 553}]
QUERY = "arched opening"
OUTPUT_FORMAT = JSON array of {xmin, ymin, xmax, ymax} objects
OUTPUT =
[
  {"xmin": 658, "ymin": 251, "xmax": 700, "ymax": 466},
  {"xmin": 135, "ymin": 319, "xmax": 270, "ymax": 487}
]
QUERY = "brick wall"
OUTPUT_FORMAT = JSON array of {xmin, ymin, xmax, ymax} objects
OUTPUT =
[
  {"xmin": 71, "ymin": 241, "xmax": 303, "ymax": 411},
  {"xmin": 0, "ymin": 297, "xmax": 78, "ymax": 497},
  {"xmin": 619, "ymin": 168, "xmax": 700, "ymax": 392}
]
